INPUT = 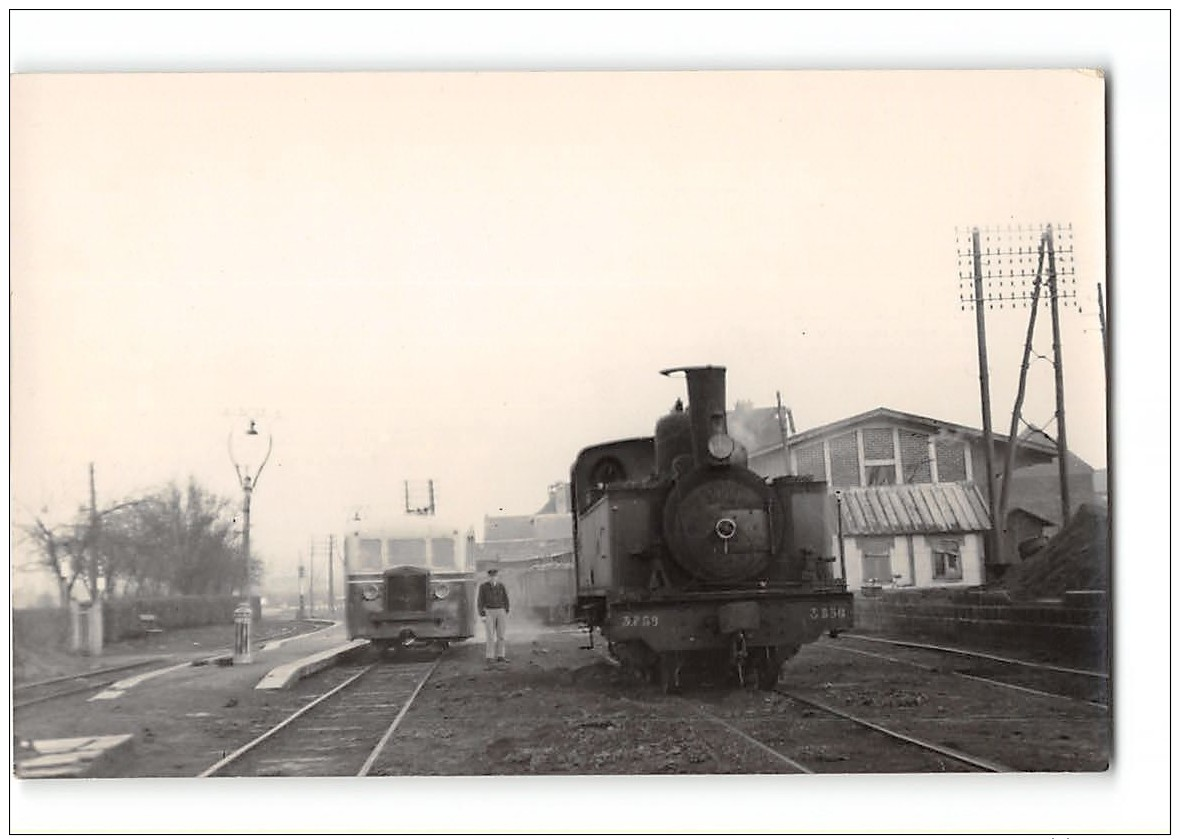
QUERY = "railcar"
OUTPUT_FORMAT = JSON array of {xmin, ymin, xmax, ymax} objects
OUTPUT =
[
  {"xmin": 342, "ymin": 517, "xmax": 476, "ymax": 652},
  {"xmin": 572, "ymin": 365, "xmax": 853, "ymax": 690}
]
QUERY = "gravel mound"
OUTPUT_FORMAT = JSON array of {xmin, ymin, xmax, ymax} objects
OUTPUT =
[{"xmin": 1006, "ymin": 503, "xmax": 1109, "ymax": 600}]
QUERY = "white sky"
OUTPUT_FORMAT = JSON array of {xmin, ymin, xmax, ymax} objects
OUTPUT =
[
  {"xmin": 11, "ymin": 70, "xmax": 1109, "ymax": 572},
  {"xmin": 6, "ymin": 10, "xmax": 1170, "ymax": 837}
]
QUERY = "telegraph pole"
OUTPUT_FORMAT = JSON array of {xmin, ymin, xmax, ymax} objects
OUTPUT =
[
  {"xmin": 308, "ymin": 538, "xmax": 316, "ymax": 617},
  {"xmin": 998, "ymin": 232, "xmax": 1048, "ymax": 560},
  {"xmin": 1046, "ymin": 226, "xmax": 1071, "ymax": 525},
  {"xmin": 87, "ymin": 463, "xmax": 103, "ymax": 655},
  {"xmin": 958, "ymin": 223, "xmax": 1080, "ymax": 570},
  {"xmin": 297, "ymin": 562, "xmax": 306, "ymax": 620},
  {"xmin": 327, "ymin": 534, "xmax": 335, "ymax": 614},
  {"xmin": 969, "ymin": 228, "xmax": 1001, "ymax": 576}
]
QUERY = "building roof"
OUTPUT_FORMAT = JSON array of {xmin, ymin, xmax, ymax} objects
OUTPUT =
[
  {"xmin": 838, "ymin": 482, "xmax": 992, "ymax": 536},
  {"xmin": 749, "ymin": 406, "xmax": 1058, "ymax": 460}
]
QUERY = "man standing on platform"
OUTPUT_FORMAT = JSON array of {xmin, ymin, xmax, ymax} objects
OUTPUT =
[{"xmin": 477, "ymin": 567, "xmax": 510, "ymax": 664}]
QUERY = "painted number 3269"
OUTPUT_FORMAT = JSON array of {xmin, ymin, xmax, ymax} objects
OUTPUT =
[
  {"xmin": 809, "ymin": 606, "xmax": 848, "ymax": 620},
  {"xmin": 620, "ymin": 614, "xmax": 659, "ymax": 627}
]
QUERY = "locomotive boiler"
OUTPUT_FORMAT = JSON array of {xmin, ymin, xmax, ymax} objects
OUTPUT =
[{"xmin": 571, "ymin": 365, "xmax": 853, "ymax": 690}]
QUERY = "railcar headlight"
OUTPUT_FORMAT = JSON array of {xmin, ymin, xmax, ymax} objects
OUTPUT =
[
  {"xmin": 431, "ymin": 582, "xmax": 451, "ymax": 600},
  {"xmin": 707, "ymin": 433, "xmax": 735, "ymax": 460},
  {"xmin": 360, "ymin": 583, "xmax": 380, "ymax": 601}
]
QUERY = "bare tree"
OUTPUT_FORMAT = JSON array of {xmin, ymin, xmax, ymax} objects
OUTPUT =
[
  {"xmin": 17, "ymin": 517, "xmax": 86, "ymax": 607},
  {"xmin": 18, "ymin": 479, "xmax": 246, "ymax": 603}
]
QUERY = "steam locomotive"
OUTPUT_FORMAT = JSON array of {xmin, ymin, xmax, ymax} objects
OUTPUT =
[{"xmin": 572, "ymin": 365, "xmax": 853, "ymax": 690}]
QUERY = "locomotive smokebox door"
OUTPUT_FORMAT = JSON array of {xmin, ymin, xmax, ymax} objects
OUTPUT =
[
  {"xmin": 663, "ymin": 468, "xmax": 781, "ymax": 582},
  {"xmin": 718, "ymin": 600, "xmax": 760, "ymax": 633}
]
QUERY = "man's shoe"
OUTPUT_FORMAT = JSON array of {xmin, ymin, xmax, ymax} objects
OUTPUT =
[{"xmin": 496, "ymin": 657, "xmax": 508, "ymax": 663}]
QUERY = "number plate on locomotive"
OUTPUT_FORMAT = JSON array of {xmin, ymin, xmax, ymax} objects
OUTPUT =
[
  {"xmin": 618, "ymin": 614, "xmax": 660, "ymax": 628},
  {"xmin": 808, "ymin": 606, "xmax": 849, "ymax": 620}
]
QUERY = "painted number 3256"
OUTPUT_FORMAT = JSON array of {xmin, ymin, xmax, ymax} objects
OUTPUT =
[
  {"xmin": 620, "ymin": 614, "xmax": 659, "ymax": 627},
  {"xmin": 809, "ymin": 606, "xmax": 848, "ymax": 620}
]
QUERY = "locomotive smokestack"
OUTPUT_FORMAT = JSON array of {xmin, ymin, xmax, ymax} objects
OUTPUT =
[{"xmin": 661, "ymin": 365, "xmax": 728, "ymax": 466}]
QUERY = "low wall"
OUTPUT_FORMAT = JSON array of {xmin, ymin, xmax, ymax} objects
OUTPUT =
[
  {"xmin": 853, "ymin": 588, "xmax": 1109, "ymax": 668},
  {"xmin": 103, "ymin": 595, "xmax": 262, "ymax": 641},
  {"xmin": 13, "ymin": 596, "xmax": 263, "ymax": 649}
]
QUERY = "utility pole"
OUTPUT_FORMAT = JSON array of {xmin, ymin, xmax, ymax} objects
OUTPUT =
[
  {"xmin": 959, "ymin": 223, "xmax": 1079, "ymax": 573},
  {"xmin": 87, "ymin": 463, "xmax": 103, "ymax": 655},
  {"xmin": 327, "ymin": 534, "xmax": 335, "ymax": 614},
  {"xmin": 1046, "ymin": 225, "xmax": 1071, "ymax": 526},
  {"xmin": 969, "ymin": 228, "xmax": 1001, "ymax": 579},
  {"xmin": 308, "ymin": 538, "xmax": 316, "ymax": 617},
  {"xmin": 297, "ymin": 562, "xmax": 306, "ymax": 620},
  {"xmin": 998, "ymin": 232, "xmax": 1048, "ymax": 562}
]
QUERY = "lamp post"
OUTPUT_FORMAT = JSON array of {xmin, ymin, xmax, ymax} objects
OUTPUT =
[{"xmin": 228, "ymin": 419, "xmax": 273, "ymax": 664}]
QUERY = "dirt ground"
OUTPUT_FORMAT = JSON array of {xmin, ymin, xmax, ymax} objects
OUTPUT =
[
  {"xmin": 372, "ymin": 619, "xmax": 1109, "ymax": 776},
  {"xmin": 12, "ymin": 614, "xmax": 1109, "ymax": 780},
  {"xmin": 368, "ymin": 619, "xmax": 809, "ymax": 776}
]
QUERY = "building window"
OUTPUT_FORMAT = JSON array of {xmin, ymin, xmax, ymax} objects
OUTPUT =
[
  {"xmin": 858, "ymin": 537, "xmax": 893, "ymax": 584},
  {"xmin": 862, "ymin": 428, "xmax": 897, "ymax": 485},
  {"xmin": 900, "ymin": 430, "xmax": 932, "ymax": 483},
  {"xmin": 932, "ymin": 539, "xmax": 963, "ymax": 581},
  {"xmin": 936, "ymin": 440, "xmax": 968, "ymax": 482}
]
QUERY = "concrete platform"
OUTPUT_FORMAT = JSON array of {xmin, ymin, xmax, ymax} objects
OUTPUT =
[
  {"xmin": 14, "ymin": 734, "xmax": 134, "ymax": 778},
  {"xmin": 254, "ymin": 639, "xmax": 370, "ymax": 690},
  {"xmin": 15, "ymin": 629, "xmax": 362, "ymax": 778}
]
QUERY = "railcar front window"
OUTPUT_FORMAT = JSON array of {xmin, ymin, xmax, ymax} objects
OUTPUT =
[
  {"xmin": 430, "ymin": 537, "xmax": 455, "ymax": 570},
  {"xmin": 388, "ymin": 538, "xmax": 427, "ymax": 566},
  {"xmin": 359, "ymin": 539, "xmax": 383, "ymax": 571}
]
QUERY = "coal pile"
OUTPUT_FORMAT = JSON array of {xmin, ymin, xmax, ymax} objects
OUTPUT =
[{"xmin": 1006, "ymin": 503, "xmax": 1109, "ymax": 600}]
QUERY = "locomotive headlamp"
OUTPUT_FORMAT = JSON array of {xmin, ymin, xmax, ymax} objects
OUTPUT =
[
  {"xmin": 360, "ymin": 583, "xmax": 380, "ymax": 601},
  {"xmin": 431, "ymin": 581, "xmax": 451, "ymax": 600},
  {"xmin": 707, "ymin": 433, "xmax": 736, "ymax": 461},
  {"xmin": 715, "ymin": 518, "xmax": 738, "ymax": 540}
]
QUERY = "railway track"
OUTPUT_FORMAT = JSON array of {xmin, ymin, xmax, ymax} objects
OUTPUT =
[
  {"xmin": 198, "ymin": 657, "xmax": 440, "ymax": 777},
  {"xmin": 825, "ymin": 634, "xmax": 1110, "ymax": 708},
  {"xmin": 597, "ymin": 645, "xmax": 1001, "ymax": 773},
  {"xmin": 13, "ymin": 658, "xmax": 168, "ymax": 710},
  {"xmin": 692, "ymin": 691, "xmax": 1006, "ymax": 774}
]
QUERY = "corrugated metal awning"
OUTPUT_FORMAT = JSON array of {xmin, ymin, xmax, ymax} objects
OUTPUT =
[{"xmin": 838, "ymin": 482, "xmax": 992, "ymax": 536}]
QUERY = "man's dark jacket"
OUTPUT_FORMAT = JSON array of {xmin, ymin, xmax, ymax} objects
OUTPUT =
[{"xmin": 477, "ymin": 580, "xmax": 510, "ymax": 616}]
